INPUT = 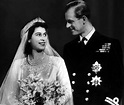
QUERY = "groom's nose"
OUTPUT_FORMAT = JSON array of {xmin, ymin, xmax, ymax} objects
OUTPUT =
[{"xmin": 66, "ymin": 22, "xmax": 71, "ymax": 28}]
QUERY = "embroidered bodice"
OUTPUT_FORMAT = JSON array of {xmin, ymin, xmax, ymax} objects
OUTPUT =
[{"xmin": 20, "ymin": 57, "xmax": 52, "ymax": 81}]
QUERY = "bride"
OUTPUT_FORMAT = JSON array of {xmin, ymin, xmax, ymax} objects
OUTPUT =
[{"xmin": 0, "ymin": 17, "xmax": 73, "ymax": 105}]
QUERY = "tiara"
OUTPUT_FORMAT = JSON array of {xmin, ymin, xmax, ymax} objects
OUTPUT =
[
  {"xmin": 21, "ymin": 17, "xmax": 45, "ymax": 38},
  {"xmin": 67, "ymin": 0, "xmax": 85, "ymax": 6}
]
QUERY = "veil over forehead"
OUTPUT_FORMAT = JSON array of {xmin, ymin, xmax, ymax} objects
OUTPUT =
[{"xmin": 21, "ymin": 17, "xmax": 45, "ymax": 38}]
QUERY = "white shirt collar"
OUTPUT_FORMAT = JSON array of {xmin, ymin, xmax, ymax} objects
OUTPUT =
[{"xmin": 79, "ymin": 27, "xmax": 95, "ymax": 44}]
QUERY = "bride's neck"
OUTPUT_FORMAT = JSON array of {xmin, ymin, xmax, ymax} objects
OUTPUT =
[
  {"xmin": 27, "ymin": 50, "xmax": 48, "ymax": 66},
  {"xmin": 31, "ymin": 50, "xmax": 45, "ymax": 60}
]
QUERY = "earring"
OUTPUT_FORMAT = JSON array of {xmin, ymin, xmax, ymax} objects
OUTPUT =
[{"xmin": 28, "ymin": 40, "xmax": 31, "ymax": 43}]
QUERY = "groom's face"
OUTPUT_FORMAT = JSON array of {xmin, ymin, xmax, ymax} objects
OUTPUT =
[{"xmin": 65, "ymin": 7, "xmax": 84, "ymax": 36}]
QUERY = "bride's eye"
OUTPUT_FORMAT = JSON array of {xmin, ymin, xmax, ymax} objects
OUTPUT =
[
  {"xmin": 35, "ymin": 32, "xmax": 41, "ymax": 36},
  {"xmin": 43, "ymin": 32, "xmax": 47, "ymax": 37}
]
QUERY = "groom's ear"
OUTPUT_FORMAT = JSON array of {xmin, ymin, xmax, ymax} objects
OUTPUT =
[{"xmin": 82, "ymin": 15, "xmax": 86, "ymax": 21}]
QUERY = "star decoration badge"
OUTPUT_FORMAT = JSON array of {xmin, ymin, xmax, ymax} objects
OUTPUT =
[
  {"xmin": 91, "ymin": 75, "xmax": 102, "ymax": 87},
  {"xmin": 91, "ymin": 61, "xmax": 102, "ymax": 74}
]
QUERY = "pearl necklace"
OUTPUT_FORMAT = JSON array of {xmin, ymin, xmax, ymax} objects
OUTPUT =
[{"xmin": 27, "ymin": 53, "xmax": 46, "ymax": 66}]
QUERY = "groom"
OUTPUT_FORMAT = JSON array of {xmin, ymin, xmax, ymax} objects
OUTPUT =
[{"xmin": 63, "ymin": 0, "xmax": 124, "ymax": 105}]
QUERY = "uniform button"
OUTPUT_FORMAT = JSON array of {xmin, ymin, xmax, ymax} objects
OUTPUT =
[
  {"xmin": 87, "ymin": 73, "xmax": 91, "ymax": 76},
  {"xmin": 72, "ymin": 73, "xmax": 76, "ymax": 76},
  {"xmin": 85, "ymin": 97, "xmax": 89, "ymax": 101},
  {"xmin": 72, "ymin": 81, "xmax": 75, "ymax": 84},
  {"xmin": 86, "ymin": 89, "xmax": 89, "ymax": 93},
  {"xmin": 87, "ymin": 81, "xmax": 90, "ymax": 85}
]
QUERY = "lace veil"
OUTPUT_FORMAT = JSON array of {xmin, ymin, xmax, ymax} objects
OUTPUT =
[{"xmin": 0, "ymin": 17, "xmax": 60, "ymax": 105}]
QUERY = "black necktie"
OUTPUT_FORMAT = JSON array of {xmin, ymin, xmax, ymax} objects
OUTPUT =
[{"xmin": 80, "ymin": 37, "xmax": 87, "ymax": 48}]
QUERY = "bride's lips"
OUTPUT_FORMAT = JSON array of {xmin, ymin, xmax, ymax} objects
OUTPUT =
[{"xmin": 38, "ymin": 42, "xmax": 46, "ymax": 46}]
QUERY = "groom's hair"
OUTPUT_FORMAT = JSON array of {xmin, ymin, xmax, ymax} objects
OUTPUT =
[{"xmin": 65, "ymin": 0, "xmax": 91, "ymax": 19}]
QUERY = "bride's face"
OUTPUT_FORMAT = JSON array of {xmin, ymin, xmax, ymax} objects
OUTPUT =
[{"xmin": 30, "ymin": 27, "xmax": 48, "ymax": 51}]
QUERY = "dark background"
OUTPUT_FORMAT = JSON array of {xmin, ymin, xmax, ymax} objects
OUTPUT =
[{"xmin": 0, "ymin": 0, "xmax": 124, "ymax": 100}]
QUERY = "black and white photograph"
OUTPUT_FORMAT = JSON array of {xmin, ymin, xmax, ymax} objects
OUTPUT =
[{"xmin": 0, "ymin": 0, "xmax": 124, "ymax": 105}]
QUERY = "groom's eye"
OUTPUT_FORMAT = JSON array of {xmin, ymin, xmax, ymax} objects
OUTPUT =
[{"xmin": 67, "ymin": 20, "xmax": 74, "ymax": 24}]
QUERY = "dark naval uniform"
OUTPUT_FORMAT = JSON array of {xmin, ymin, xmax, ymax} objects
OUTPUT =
[{"xmin": 63, "ymin": 31, "xmax": 123, "ymax": 105}]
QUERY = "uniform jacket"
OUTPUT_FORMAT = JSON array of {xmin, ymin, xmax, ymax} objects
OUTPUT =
[{"xmin": 63, "ymin": 31, "xmax": 124, "ymax": 105}]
